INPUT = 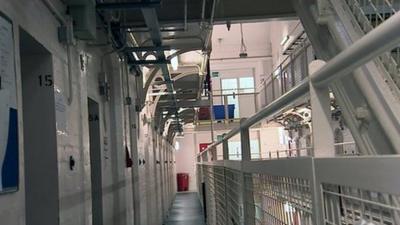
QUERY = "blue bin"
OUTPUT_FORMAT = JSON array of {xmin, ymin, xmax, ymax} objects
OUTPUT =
[{"xmin": 213, "ymin": 104, "xmax": 235, "ymax": 120}]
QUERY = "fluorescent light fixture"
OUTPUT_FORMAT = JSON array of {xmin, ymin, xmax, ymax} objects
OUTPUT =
[
  {"xmin": 170, "ymin": 49, "xmax": 179, "ymax": 71},
  {"xmin": 280, "ymin": 35, "xmax": 290, "ymax": 46}
]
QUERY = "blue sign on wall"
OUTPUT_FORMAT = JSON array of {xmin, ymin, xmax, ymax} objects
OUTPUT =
[{"xmin": 0, "ymin": 13, "xmax": 19, "ymax": 193}]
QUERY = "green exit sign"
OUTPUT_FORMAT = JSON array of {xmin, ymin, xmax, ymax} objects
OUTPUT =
[{"xmin": 211, "ymin": 71, "xmax": 220, "ymax": 78}]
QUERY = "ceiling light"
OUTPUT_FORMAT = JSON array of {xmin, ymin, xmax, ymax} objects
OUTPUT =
[{"xmin": 239, "ymin": 23, "xmax": 248, "ymax": 58}]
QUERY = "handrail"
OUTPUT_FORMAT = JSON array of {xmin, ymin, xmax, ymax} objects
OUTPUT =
[{"xmin": 198, "ymin": 11, "xmax": 400, "ymax": 158}]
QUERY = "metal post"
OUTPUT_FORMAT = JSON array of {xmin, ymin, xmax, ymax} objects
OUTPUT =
[
  {"xmin": 222, "ymin": 140, "xmax": 229, "ymax": 160},
  {"xmin": 209, "ymin": 90, "xmax": 215, "ymax": 142},
  {"xmin": 271, "ymin": 73, "xmax": 276, "ymax": 100},
  {"xmin": 263, "ymin": 79, "xmax": 268, "ymax": 107},
  {"xmin": 240, "ymin": 126, "xmax": 251, "ymax": 161},
  {"xmin": 290, "ymin": 54, "xmax": 296, "ymax": 87},
  {"xmin": 279, "ymin": 65, "xmax": 284, "ymax": 96},
  {"xmin": 309, "ymin": 60, "xmax": 335, "ymax": 157},
  {"xmin": 202, "ymin": 150, "xmax": 209, "ymax": 162},
  {"xmin": 211, "ymin": 146, "xmax": 217, "ymax": 161},
  {"xmin": 240, "ymin": 119, "xmax": 255, "ymax": 225},
  {"xmin": 224, "ymin": 95, "xmax": 229, "ymax": 123}
]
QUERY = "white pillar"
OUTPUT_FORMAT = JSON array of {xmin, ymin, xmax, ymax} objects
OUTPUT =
[{"xmin": 309, "ymin": 60, "xmax": 335, "ymax": 157}]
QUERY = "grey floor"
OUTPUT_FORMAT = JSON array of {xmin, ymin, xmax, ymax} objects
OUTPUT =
[{"xmin": 164, "ymin": 192, "xmax": 206, "ymax": 225}]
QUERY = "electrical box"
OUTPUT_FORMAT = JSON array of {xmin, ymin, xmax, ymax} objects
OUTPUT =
[{"xmin": 66, "ymin": 0, "xmax": 97, "ymax": 40}]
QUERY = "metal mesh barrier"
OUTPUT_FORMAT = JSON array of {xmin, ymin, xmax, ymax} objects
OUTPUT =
[
  {"xmin": 202, "ymin": 165, "xmax": 243, "ymax": 225},
  {"xmin": 322, "ymin": 184, "xmax": 400, "ymax": 225},
  {"xmin": 203, "ymin": 165, "xmax": 217, "ymax": 225},
  {"xmin": 257, "ymin": 40, "xmax": 313, "ymax": 108},
  {"xmin": 214, "ymin": 167, "xmax": 227, "ymax": 225},
  {"xmin": 247, "ymin": 174, "xmax": 313, "ymax": 225},
  {"xmin": 225, "ymin": 168, "xmax": 243, "ymax": 225},
  {"xmin": 198, "ymin": 156, "xmax": 400, "ymax": 225}
]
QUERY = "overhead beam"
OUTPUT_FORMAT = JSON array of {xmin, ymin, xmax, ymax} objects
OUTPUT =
[
  {"xmin": 141, "ymin": 4, "xmax": 180, "ymax": 125},
  {"xmin": 110, "ymin": 0, "xmax": 295, "ymax": 25},
  {"xmin": 96, "ymin": 1, "xmax": 161, "ymax": 10},
  {"xmin": 133, "ymin": 59, "xmax": 171, "ymax": 65},
  {"xmin": 123, "ymin": 46, "xmax": 172, "ymax": 53}
]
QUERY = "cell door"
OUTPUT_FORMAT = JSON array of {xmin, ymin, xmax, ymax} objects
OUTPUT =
[
  {"xmin": 88, "ymin": 98, "xmax": 103, "ymax": 225},
  {"xmin": 20, "ymin": 28, "xmax": 59, "ymax": 225}
]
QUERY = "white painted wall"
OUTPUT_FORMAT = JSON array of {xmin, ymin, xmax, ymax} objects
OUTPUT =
[
  {"xmin": 175, "ymin": 133, "xmax": 196, "ymax": 191},
  {"xmin": 175, "ymin": 127, "xmax": 280, "ymax": 190},
  {"xmin": 209, "ymin": 20, "xmax": 302, "ymax": 118},
  {"xmin": 269, "ymin": 20, "xmax": 303, "ymax": 68},
  {"xmin": 211, "ymin": 23, "xmax": 272, "ymax": 59}
]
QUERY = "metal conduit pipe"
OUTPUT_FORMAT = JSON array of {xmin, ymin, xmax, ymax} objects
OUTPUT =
[
  {"xmin": 96, "ymin": 1, "xmax": 161, "ymax": 10},
  {"xmin": 41, "ymin": 0, "xmax": 66, "ymax": 24},
  {"xmin": 40, "ymin": 0, "xmax": 74, "ymax": 105},
  {"xmin": 199, "ymin": 11, "xmax": 400, "ymax": 157}
]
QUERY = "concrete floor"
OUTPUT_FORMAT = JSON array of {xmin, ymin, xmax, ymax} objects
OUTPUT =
[{"xmin": 164, "ymin": 192, "xmax": 206, "ymax": 225}]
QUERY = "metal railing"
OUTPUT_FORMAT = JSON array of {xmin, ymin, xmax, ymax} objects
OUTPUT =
[
  {"xmin": 197, "ymin": 11, "xmax": 400, "ymax": 225},
  {"xmin": 198, "ymin": 156, "xmax": 400, "ymax": 225},
  {"xmin": 258, "ymin": 39, "xmax": 313, "ymax": 108},
  {"xmin": 212, "ymin": 91, "xmax": 258, "ymax": 120},
  {"xmin": 216, "ymin": 144, "xmax": 355, "ymax": 161},
  {"xmin": 200, "ymin": 36, "xmax": 312, "ymax": 123}
]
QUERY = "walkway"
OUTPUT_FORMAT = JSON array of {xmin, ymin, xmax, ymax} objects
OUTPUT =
[{"xmin": 164, "ymin": 192, "xmax": 206, "ymax": 225}]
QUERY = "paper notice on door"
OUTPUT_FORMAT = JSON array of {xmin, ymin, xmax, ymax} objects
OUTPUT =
[{"xmin": 0, "ymin": 15, "xmax": 16, "ymax": 108}]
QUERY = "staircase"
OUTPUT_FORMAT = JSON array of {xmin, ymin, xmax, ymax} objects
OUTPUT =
[{"xmin": 292, "ymin": 0, "xmax": 400, "ymax": 155}]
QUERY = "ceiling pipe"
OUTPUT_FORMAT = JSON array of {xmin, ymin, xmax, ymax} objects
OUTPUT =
[
  {"xmin": 122, "ymin": 46, "xmax": 172, "ymax": 53},
  {"xmin": 96, "ymin": 1, "xmax": 161, "ymax": 10},
  {"xmin": 133, "ymin": 59, "xmax": 171, "ymax": 65},
  {"xmin": 184, "ymin": 0, "xmax": 188, "ymax": 31}
]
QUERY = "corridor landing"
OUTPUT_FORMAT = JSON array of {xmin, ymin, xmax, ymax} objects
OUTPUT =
[{"xmin": 164, "ymin": 192, "xmax": 206, "ymax": 225}]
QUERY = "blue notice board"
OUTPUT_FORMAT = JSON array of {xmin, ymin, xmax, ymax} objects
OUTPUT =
[{"xmin": 0, "ymin": 13, "xmax": 19, "ymax": 193}]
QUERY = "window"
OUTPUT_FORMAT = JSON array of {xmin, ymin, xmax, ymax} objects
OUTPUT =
[
  {"xmin": 250, "ymin": 139, "xmax": 260, "ymax": 159},
  {"xmin": 228, "ymin": 141, "xmax": 241, "ymax": 160},
  {"xmin": 221, "ymin": 76, "xmax": 255, "ymax": 118},
  {"xmin": 239, "ymin": 77, "xmax": 255, "ymax": 93}
]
